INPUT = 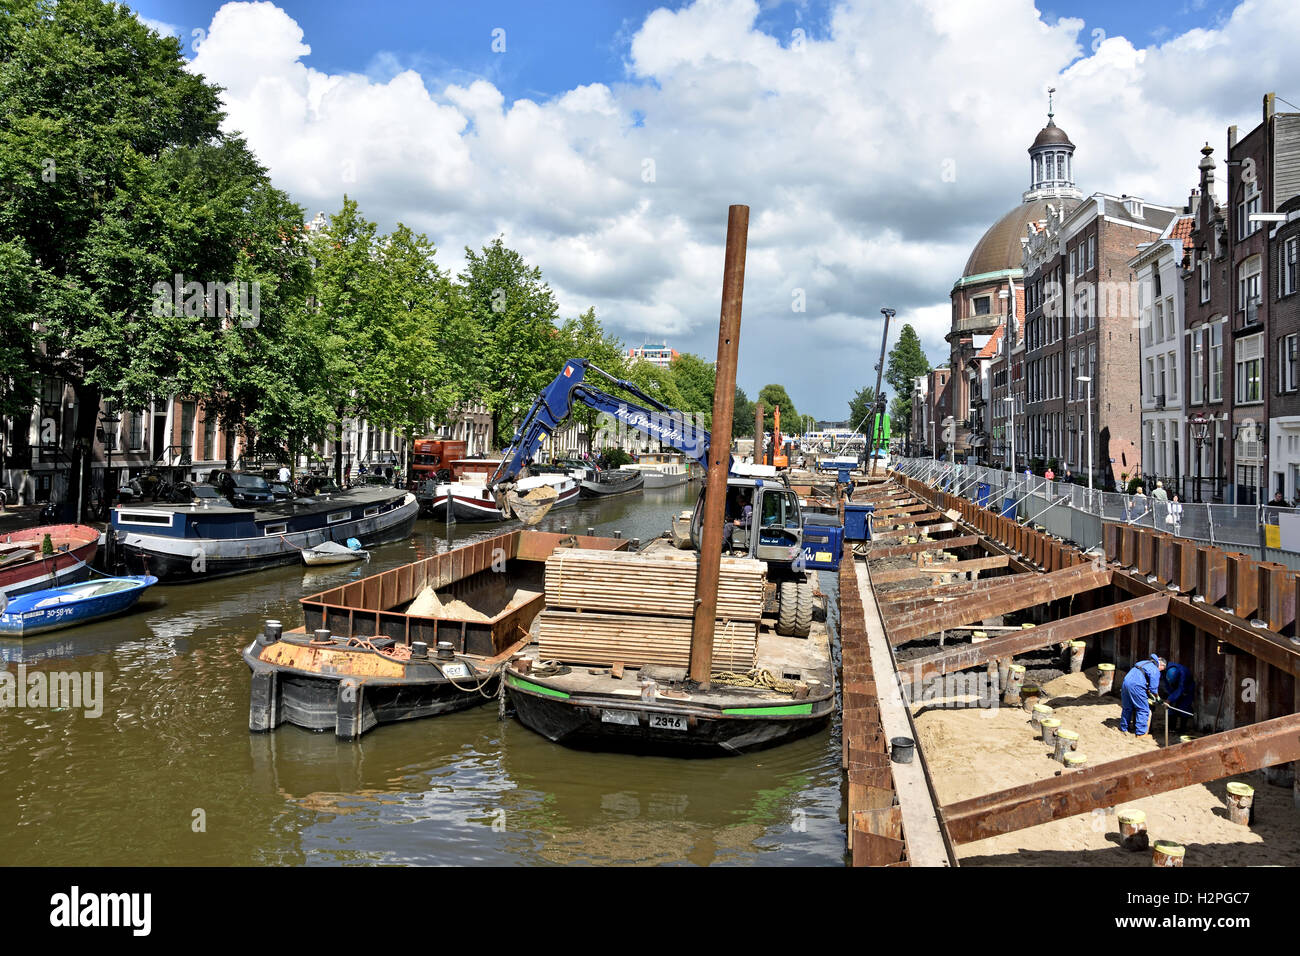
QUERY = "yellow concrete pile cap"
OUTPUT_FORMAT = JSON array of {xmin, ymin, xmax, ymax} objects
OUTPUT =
[
  {"xmin": 1022, "ymin": 623, "xmax": 1036, "ymax": 629},
  {"xmin": 1226, "ymin": 782, "xmax": 1254, "ymax": 797},
  {"xmin": 1098, "ymin": 663, "xmax": 1115, "ymax": 672},
  {"xmin": 1153, "ymin": 841, "xmax": 1185, "ymax": 857},
  {"xmin": 1069, "ymin": 640, "xmax": 1086, "ymax": 648},
  {"xmin": 1057, "ymin": 729, "xmax": 1080, "ymax": 741},
  {"xmin": 1064, "ymin": 753, "xmax": 1087, "ymax": 766},
  {"xmin": 1009, "ymin": 664, "xmax": 1026, "ymax": 675},
  {"xmin": 1117, "ymin": 809, "xmax": 1146, "ymax": 825},
  {"xmin": 1040, "ymin": 717, "xmax": 1061, "ymax": 729},
  {"xmin": 972, "ymin": 630, "xmax": 987, "ymax": 639},
  {"xmin": 1178, "ymin": 734, "xmax": 1197, "ymax": 743},
  {"xmin": 1032, "ymin": 703, "xmax": 1054, "ymax": 715},
  {"xmin": 1021, "ymin": 684, "xmax": 1040, "ymax": 695}
]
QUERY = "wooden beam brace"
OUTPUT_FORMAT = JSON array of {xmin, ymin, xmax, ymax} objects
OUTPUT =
[
  {"xmin": 942, "ymin": 712, "xmax": 1300, "ymax": 845},
  {"xmin": 872, "ymin": 521, "xmax": 959, "ymax": 541},
  {"xmin": 868, "ymin": 535, "xmax": 977, "ymax": 560},
  {"xmin": 898, "ymin": 594, "xmax": 1170, "ymax": 686},
  {"xmin": 888, "ymin": 564, "xmax": 1113, "ymax": 645}
]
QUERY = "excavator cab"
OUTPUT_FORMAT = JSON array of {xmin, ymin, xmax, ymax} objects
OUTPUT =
[{"xmin": 687, "ymin": 476, "xmax": 814, "ymax": 636}]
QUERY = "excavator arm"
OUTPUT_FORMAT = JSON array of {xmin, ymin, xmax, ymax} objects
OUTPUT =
[{"xmin": 487, "ymin": 359, "xmax": 717, "ymax": 522}]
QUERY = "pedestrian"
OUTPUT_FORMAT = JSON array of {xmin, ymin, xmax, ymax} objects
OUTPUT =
[
  {"xmin": 1063, "ymin": 468, "xmax": 1073, "ymax": 484},
  {"xmin": 1160, "ymin": 660, "xmax": 1195, "ymax": 733},
  {"xmin": 1044, "ymin": 466, "xmax": 1055, "ymax": 481},
  {"xmin": 1167, "ymin": 494, "xmax": 1183, "ymax": 531},
  {"xmin": 1151, "ymin": 480, "xmax": 1168, "ymax": 501},
  {"xmin": 278, "ymin": 463, "xmax": 291, "ymax": 483},
  {"xmin": 1269, "ymin": 491, "xmax": 1293, "ymax": 508},
  {"xmin": 1120, "ymin": 654, "xmax": 1165, "ymax": 736}
]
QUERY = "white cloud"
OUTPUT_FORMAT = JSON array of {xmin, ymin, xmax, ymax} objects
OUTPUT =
[{"xmin": 187, "ymin": 0, "xmax": 1300, "ymax": 417}]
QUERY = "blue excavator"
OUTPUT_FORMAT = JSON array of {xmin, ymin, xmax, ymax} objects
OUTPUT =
[{"xmin": 487, "ymin": 358, "xmax": 840, "ymax": 636}]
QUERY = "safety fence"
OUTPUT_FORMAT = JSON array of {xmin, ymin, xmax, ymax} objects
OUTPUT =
[{"xmin": 890, "ymin": 458, "xmax": 1300, "ymax": 570}]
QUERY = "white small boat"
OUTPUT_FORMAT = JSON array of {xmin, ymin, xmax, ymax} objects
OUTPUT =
[{"xmin": 301, "ymin": 540, "xmax": 370, "ymax": 566}]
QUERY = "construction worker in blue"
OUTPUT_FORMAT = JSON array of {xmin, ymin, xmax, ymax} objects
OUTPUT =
[
  {"xmin": 1119, "ymin": 654, "xmax": 1165, "ymax": 735},
  {"xmin": 1161, "ymin": 660, "xmax": 1195, "ymax": 733}
]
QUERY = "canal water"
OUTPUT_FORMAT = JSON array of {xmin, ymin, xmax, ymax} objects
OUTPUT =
[{"xmin": 0, "ymin": 484, "xmax": 846, "ymax": 866}]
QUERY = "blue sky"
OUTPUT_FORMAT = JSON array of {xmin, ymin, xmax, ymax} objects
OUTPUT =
[
  {"xmin": 136, "ymin": 0, "xmax": 1240, "ymax": 104},
  {"xmin": 131, "ymin": 0, "xmax": 1288, "ymax": 420}
]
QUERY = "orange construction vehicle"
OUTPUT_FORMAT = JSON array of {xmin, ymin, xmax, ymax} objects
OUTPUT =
[
  {"xmin": 773, "ymin": 406, "xmax": 788, "ymax": 468},
  {"xmin": 410, "ymin": 438, "xmax": 468, "ymax": 485}
]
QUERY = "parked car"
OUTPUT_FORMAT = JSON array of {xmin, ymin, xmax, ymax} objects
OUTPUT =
[
  {"xmin": 167, "ymin": 482, "xmax": 226, "ymax": 505},
  {"xmin": 206, "ymin": 470, "xmax": 276, "ymax": 507},
  {"xmin": 267, "ymin": 480, "xmax": 297, "ymax": 501}
]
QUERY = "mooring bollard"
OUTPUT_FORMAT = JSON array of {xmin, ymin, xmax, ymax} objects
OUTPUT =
[
  {"xmin": 1030, "ymin": 703, "xmax": 1053, "ymax": 730},
  {"xmin": 1097, "ymin": 662, "xmax": 1115, "ymax": 695},
  {"xmin": 1225, "ymin": 781, "xmax": 1255, "ymax": 826},
  {"xmin": 1053, "ymin": 728, "xmax": 1079, "ymax": 762},
  {"xmin": 1020, "ymin": 684, "xmax": 1040, "ymax": 713},
  {"xmin": 1040, "ymin": 717, "xmax": 1061, "ymax": 749},
  {"xmin": 1152, "ymin": 840, "xmax": 1185, "ymax": 867},
  {"xmin": 1068, "ymin": 640, "xmax": 1086, "ymax": 673},
  {"xmin": 1118, "ymin": 810, "xmax": 1149, "ymax": 851},
  {"xmin": 1002, "ymin": 664, "xmax": 1025, "ymax": 706}
]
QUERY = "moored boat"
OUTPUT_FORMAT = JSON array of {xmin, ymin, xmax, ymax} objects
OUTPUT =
[
  {"xmin": 111, "ymin": 487, "xmax": 417, "ymax": 583},
  {"xmin": 301, "ymin": 539, "xmax": 369, "ymax": 566},
  {"xmin": 619, "ymin": 452, "xmax": 689, "ymax": 488},
  {"xmin": 0, "ymin": 575, "xmax": 157, "ymax": 637},
  {"xmin": 424, "ymin": 473, "xmax": 580, "ymax": 522},
  {"xmin": 0, "ymin": 525, "xmax": 99, "ymax": 599},
  {"xmin": 503, "ymin": 539, "xmax": 835, "ymax": 755},
  {"xmin": 244, "ymin": 529, "xmax": 630, "ymax": 738},
  {"xmin": 578, "ymin": 469, "xmax": 644, "ymax": 498}
]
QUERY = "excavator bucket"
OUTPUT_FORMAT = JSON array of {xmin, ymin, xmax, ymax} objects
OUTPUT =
[{"xmin": 503, "ymin": 484, "xmax": 559, "ymax": 527}]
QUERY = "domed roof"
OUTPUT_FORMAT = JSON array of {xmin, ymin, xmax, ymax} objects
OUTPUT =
[
  {"xmin": 1030, "ymin": 118, "xmax": 1074, "ymax": 150},
  {"xmin": 962, "ymin": 197, "xmax": 1080, "ymax": 278}
]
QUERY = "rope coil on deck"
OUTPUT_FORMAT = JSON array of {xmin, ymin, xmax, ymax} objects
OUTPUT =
[{"xmin": 712, "ymin": 668, "xmax": 799, "ymax": 694}]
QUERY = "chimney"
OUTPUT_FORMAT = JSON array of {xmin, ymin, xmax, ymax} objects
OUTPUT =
[
  {"xmin": 1228, "ymin": 124, "xmax": 1238, "ymax": 149},
  {"xmin": 1265, "ymin": 91, "xmax": 1276, "ymax": 122},
  {"xmin": 1198, "ymin": 143, "xmax": 1215, "ymax": 233},
  {"xmin": 1188, "ymin": 186, "xmax": 1201, "ymax": 219}
]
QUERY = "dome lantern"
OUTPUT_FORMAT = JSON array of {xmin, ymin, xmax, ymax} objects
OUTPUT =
[{"xmin": 1024, "ymin": 87, "xmax": 1083, "ymax": 203}]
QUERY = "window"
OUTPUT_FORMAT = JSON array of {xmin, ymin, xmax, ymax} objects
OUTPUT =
[
  {"xmin": 128, "ymin": 410, "xmax": 145, "ymax": 451},
  {"xmin": 1199, "ymin": 260, "xmax": 1210, "ymax": 303},
  {"xmin": 202, "ymin": 412, "xmax": 216, "ymax": 461},
  {"xmin": 1281, "ymin": 237, "xmax": 1298, "ymax": 297},
  {"xmin": 1152, "ymin": 301, "xmax": 1163, "ymax": 344},
  {"xmin": 1167, "ymin": 349, "xmax": 1178, "ymax": 397},
  {"xmin": 1238, "ymin": 255, "xmax": 1262, "ymax": 324},
  {"xmin": 1089, "ymin": 344, "xmax": 1096, "ymax": 383},
  {"xmin": 1087, "ymin": 236, "xmax": 1095, "ymax": 271},
  {"xmin": 180, "ymin": 401, "xmax": 195, "ymax": 461},
  {"xmin": 973, "ymin": 296, "xmax": 991, "ymax": 316},
  {"xmin": 1209, "ymin": 322, "xmax": 1223, "ymax": 402},
  {"xmin": 1236, "ymin": 183, "xmax": 1261, "ymax": 240},
  {"xmin": 1281, "ymin": 333, "xmax": 1299, "ymax": 393},
  {"xmin": 1235, "ymin": 333, "xmax": 1263, "ymax": 404},
  {"xmin": 1156, "ymin": 355, "xmax": 1166, "ymax": 400},
  {"xmin": 1190, "ymin": 328, "xmax": 1204, "ymax": 402}
]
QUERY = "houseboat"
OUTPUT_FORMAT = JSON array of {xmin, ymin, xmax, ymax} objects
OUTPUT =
[
  {"xmin": 423, "ymin": 471, "xmax": 580, "ymax": 522},
  {"xmin": 619, "ymin": 452, "xmax": 689, "ymax": 489},
  {"xmin": 110, "ymin": 485, "xmax": 418, "ymax": 583}
]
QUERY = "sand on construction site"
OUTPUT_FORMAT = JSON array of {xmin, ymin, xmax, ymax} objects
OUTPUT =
[{"xmin": 913, "ymin": 668, "xmax": 1300, "ymax": 866}]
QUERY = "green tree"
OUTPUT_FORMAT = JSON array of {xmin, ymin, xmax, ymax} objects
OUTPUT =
[
  {"xmin": 0, "ymin": 0, "xmax": 241, "ymax": 517},
  {"xmin": 885, "ymin": 323, "xmax": 931, "ymax": 438},
  {"xmin": 669, "ymin": 352, "xmax": 715, "ymax": 424},
  {"xmin": 458, "ymin": 237, "xmax": 565, "ymax": 445},
  {"xmin": 363, "ymin": 224, "xmax": 470, "ymax": 473},
  {"xmin": 625, "ymin": 359, "xmax": 683, "ymax": 410},
  {"xmin": 732, "ymin": 386, "xmax": 756, "ymax": 437},
  {"xmin": 756, "ymin": 384, "xmax": 799, "ymax": 438},
  {"xmin": 847, "ymin": 385, "xmax": 878, "ymax": 432},
  {"xmin": 305, "ymin": 197, "xmax": 386, "ymax": 479}
]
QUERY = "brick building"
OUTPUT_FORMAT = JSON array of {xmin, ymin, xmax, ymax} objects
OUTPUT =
[{"xmin": 947, "ymin": 106, "xmax": 1080, "ymax": 461}]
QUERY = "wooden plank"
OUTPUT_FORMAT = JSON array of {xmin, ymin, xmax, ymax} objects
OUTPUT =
[
  {"xmin": 898, "ymin": 594, "xmax": 1169, "ymax": 686},
  {"xmin": 887, "ymin": 564, "xmax": 1113, "ymax": 645},
  {"xmin": 942, "ymin": 712, "xmax": 1300, "ymax": 845},
  {"xmin": 868, "ymin": 535, "xmax": 977, "ymax": 560},
  {"xmin": 537, "ymin": 610, "xmax": 757, "ymax": 674}
]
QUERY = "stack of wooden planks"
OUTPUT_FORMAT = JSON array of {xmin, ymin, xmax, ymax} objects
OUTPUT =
[{"xmin": 538, "ymin": 549, "xmax": 764, "ymax": 673}]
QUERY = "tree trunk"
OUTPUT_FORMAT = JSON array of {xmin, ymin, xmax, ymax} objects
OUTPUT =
[
  {"xmin": 69, "ymin": 380, "xmax": 100, "ymax": 523},
  {"xmin": 334, "ymin": 407, "xmax": 345, "ymax": 479}
]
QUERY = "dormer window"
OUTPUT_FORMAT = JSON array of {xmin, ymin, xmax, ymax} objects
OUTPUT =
[{"xmin": 1124, "ymin": 197, "xmax": 1144, "ymax": 219}]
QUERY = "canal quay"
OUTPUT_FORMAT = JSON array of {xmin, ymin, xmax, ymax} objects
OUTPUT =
[{"xmin": 0, "ymin": 487, "xmax": 846, "ymax": 867}]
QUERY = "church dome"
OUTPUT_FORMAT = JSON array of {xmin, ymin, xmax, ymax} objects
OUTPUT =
[
  {"xmin": 961, "ymin": 197, "xmax": 1078, "ymax": 278},
  {"xmin": 1030, "ymin": 118, "xmax": 1074, "ymax": 150}
]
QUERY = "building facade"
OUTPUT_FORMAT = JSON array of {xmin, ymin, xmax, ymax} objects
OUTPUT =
[{"xmin": 1131, "ymin": 215, "xmax": 1194, "ymax": 494}]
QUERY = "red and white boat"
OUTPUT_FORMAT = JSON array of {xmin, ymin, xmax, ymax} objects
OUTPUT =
[
  {"xmin": 0, "ymin": 524, "xmax": 100, "ymax": 599},
  {"xmin": 425, "ymin": 473, "xmax": 580, "ymax": 522}
]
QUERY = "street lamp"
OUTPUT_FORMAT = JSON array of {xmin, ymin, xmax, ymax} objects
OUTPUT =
[
  {"xmin": 1076, "ymin": 376, "xmax": 1093, "ymax": 493},
  {"xmin": 99, "ymin": 403, "xmax": 121, "ymax": 518},
  {"xmin": 1188, "ymin": 413, "xmax": 1210, "ymax": 503}
]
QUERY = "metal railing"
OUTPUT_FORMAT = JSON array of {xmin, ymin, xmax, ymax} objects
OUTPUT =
[{"xmin": 890, "ymin": 457, "xmax": 1300, "ymax": 568}]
